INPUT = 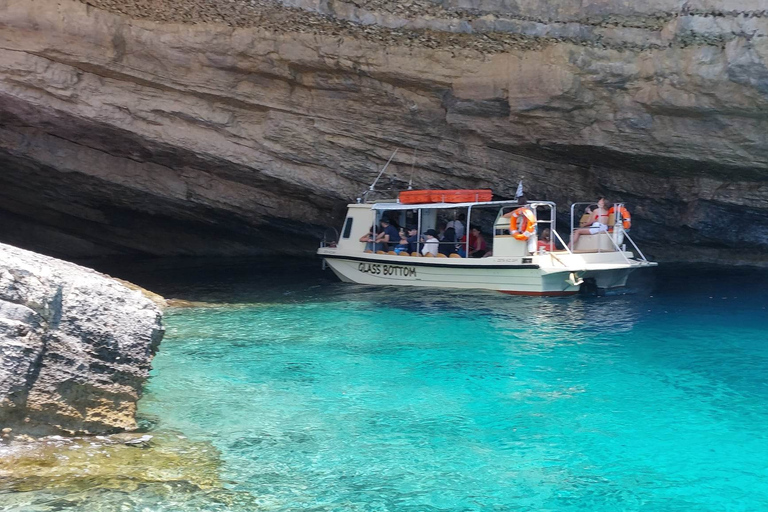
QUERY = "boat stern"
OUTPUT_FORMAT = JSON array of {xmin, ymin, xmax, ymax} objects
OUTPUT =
[{"xmin": 537, "ymin": 250, "xmax": 656, "ymax": 291}]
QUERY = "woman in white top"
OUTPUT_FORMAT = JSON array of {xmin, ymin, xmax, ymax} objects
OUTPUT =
[
  {"xmin": 421, "ymin": 229, "xmax": 440, "ymax": 256},
  {"xmin": 570, "ymin": 197, "xmax": 610, "ymax": 249}
]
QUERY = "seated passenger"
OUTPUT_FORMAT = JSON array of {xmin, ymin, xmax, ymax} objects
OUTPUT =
[
  {"xmin": 469, "ymin": 226, "xmax": 488, "ymax": 258},
  {"xmin": 405, "ymin": 225, "xmax": 419, "ymax": 253},
  {"xmin": 393, "ymin": 228, "xmax": 410, "ymax": 254},
  {"xmin": 436, "ymin": 222, "xmax": 448, "ymax": 241},
  {"xmin": 376, "ymin": 217, "xmax": 401, "ymax": 252},
  {"xmin": 439, "ymin": 227, "xmax": 457, "ymax": 256},
  {"xmin": 537, "ymin": 228, "xmax": 554, "ymax": 252},
  {"xmin": 421, "ymin": 229, "xmax": 440, "ymax": 256},
  {"xmin": 459, "ymin": 225, "xmax": 487, "ymax": 258},
  {"xmin": 359, "ymin": 225, "xmax": 375, "ymax": 251},
  {"xmin": 570, "ymin": 197, "xmax": 610, "ymax": 249}
]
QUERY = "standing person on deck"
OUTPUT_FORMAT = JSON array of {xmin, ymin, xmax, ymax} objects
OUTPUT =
[{"xmin": 446, "ymin": 213, "xmax": 466, "ymax": 240}]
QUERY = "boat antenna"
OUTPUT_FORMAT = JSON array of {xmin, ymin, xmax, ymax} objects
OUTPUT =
[
  {"xmin": 407, "ymin": 147, "xmax": 418, "ymax": 190},
  {"xmin": 363, "ymin": 149, "xmax": 398, "ymax": 201}
]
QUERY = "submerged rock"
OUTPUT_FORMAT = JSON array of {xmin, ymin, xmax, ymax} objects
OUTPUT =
[
  {"xmin": 0, "ymin": 430, "xmax": 270, "ymax": 511},
  {"xmin": 0, "ymin": 242, "xmax": 164, "ymax": 435},
  {"xmin": 0, "ymin": 430, "xmax": 221, "ymax": 493}
]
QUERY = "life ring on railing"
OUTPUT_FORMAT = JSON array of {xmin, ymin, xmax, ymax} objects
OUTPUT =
[
  {"xmin": 608, "ymin": 205, "xmax": 631, "ymax": 230},
  {"xmin": 510, "ymin": 207, "xmax": 536, "ymax": 241}
]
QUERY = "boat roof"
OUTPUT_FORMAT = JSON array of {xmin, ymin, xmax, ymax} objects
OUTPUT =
[{"xmin": 370, "ymin": 200, "xmax": 556, "ymax": 211}]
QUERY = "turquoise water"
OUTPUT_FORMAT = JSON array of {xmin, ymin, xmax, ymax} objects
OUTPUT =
[
  {"xmin": 137, "ymin": 263, "xmax": 768, "ymax": 512},
  {"xmin": 2, "ymin": 262, "xmax": 767, "ymax": 511}
]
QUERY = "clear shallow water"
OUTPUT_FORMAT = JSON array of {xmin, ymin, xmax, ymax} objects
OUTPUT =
[
  {"xmin": 142, "ymin": 263, "xmax": 767, "ymax": 512},
  {"xmin": 3, "ymin": 261, "xmax": 768, "ymax": 511}
]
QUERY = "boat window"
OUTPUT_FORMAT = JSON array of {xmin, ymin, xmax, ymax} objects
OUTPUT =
[{"xmin": 342, "ymin": 217, "xmax": 353, "ymax": 239}]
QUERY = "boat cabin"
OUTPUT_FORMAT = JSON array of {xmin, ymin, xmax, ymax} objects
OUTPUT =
[{"xmin": 331, "ymin": 193, "xmax": 636, "ymax": 258}]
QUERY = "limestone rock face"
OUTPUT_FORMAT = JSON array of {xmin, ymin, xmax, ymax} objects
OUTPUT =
[
  {"xmin": 0, "ymin": 242, "xmax": 164, "ymax": 435},
  {"xmin": 0, "ymin": 0, "xmax": 767, "ymax": 264}
]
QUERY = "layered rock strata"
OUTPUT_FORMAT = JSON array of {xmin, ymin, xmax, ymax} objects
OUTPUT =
[
  {"xmin": 0, "ymin": 242, "xmax": 164, "ymax": 435},
  {"xmin": 0, "ymin": 0, "xmax": 767, "ymax": 264}
]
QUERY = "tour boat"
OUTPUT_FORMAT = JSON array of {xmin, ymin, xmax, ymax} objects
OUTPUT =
[{"xmin": 317, "ymin": 189, "xmax": 656, "ymax": 295}]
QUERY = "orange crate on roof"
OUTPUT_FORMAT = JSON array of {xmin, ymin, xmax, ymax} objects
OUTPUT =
[{"xmin": 399, "ymin": 189, "xmax": 493, "ymax": 204}]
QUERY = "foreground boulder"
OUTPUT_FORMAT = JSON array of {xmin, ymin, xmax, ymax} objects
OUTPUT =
[{"xmin": 0, "ymin": 243, "xmax": 164, "ymax": 435}]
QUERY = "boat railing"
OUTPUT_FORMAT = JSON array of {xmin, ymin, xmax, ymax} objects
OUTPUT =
[
  {"xmin": 496, "ymin": 201, "xmax": 571, "ymax": 256},
  {"xmin": 570, "ymin": 202, "xmax": 592, "ymax": 246},
  {"xmin": 550, "ymin": 229, "xmax": 573, "ymax": 256},
  {"xmin": 361, "ymin": 235, "xmax": 469, "ymax": 256},
  {"xmin": 464, "ymin": 200, "xmax": 557, "ymax": 258},
  {"xmin": 622, "ymin": 230, "xmax": 650, "ymax": 262},
  {"xmin": 605, "ymin": 231, "xmax": 632, "ymax": 264},
  {"xmin": 320, "ymin": 227, "xmax": 340, "ymax": 248},
  {"xmin": 601, "ymin": 226, "xmax": 652, "ymax": 264},
  {"xmin": 366, "ymin": 239, "xmax": 472, "ymax": 257}
]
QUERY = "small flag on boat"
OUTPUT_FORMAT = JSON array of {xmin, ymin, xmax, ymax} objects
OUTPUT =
[{"xmin": 515, "ymin": 180, "xmax": 524, "ymax": 199}]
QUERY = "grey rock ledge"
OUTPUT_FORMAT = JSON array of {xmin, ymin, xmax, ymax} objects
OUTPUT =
[{"xmin": 0, "ymin": 243, "xmax": 164, "ymax": 436}]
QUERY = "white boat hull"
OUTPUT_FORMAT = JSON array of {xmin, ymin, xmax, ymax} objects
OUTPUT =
[
  {"xmin": 326, "ymin": 257, "xmax": 577, "ymax": 295},
  {"xmin": 318, "ymin": 249, "xmax": 655, "ymax": 296}
]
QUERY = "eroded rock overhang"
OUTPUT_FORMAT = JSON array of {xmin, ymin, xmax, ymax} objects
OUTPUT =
[{"xmin": 0, "ymin": 0, "xmax": 767, "ymax": 264}]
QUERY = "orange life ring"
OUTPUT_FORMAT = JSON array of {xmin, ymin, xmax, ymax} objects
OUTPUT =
[
  {"xmin": 608, "ymin": 205, "xmax": 631, "ymax": 229},
  {"xmin": 510, "ymin": 207, "xmax": 536, "ymax": 241}
]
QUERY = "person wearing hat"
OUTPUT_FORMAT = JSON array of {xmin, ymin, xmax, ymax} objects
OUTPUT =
[
  {"xmin": 375, "ymin": 216, "xmax": 401, "ymax": 252},
  {"xmin": 421, "ymin": 229, "xmax": 440, "ymax": 256}
]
